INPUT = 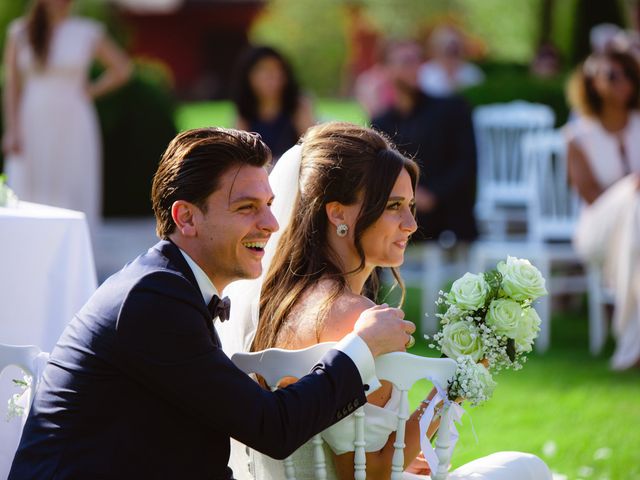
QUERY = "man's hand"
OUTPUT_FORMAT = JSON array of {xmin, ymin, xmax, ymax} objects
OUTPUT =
[{"xmin": 353, "ymin": 304, "xmax": 416, "ymax": 357}]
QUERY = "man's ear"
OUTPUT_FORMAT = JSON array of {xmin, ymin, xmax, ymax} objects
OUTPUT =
[
  {"xmin": 171, "ymin": 200, "xmax": 198, "ymax": 237},
  {"xmin": 325, "ymin": 201, "xmax": 347, "ymax": 229}
]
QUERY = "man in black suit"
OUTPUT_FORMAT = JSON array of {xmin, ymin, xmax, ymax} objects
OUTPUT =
[
  {"xmin": 372, "ymin": 40, "xmax": 478, "ymax": 244},
  {"xmin": 9, "ymin": 128, "xmax": 415, "ymax": 479}
]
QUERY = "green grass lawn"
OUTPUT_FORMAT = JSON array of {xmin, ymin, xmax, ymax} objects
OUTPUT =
[
  {"xmin": 176, "ymin": 100, "xmax": 639, "ymax": 479},
  {"xmin": 176, "ymin": 99, "xmax": 368, "ymax": 132},
  {"xmin": 403, "ymin": 288, "xmax": 640, "ymax": 480}
]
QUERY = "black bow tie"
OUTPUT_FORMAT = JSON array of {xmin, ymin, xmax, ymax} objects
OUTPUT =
[{"xmin": 208, "ymin": 295, "xmax": 231, "ymax": 322}]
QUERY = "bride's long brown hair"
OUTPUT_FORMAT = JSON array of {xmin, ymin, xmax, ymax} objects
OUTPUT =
[{"xmin": 252, "ymin": 122, "xmax": 419, "ymax": 351}]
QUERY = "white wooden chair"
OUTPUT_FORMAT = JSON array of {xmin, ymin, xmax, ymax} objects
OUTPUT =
[
  {"xmin": 232, "ymin": 343, "xmax": 458, "ymax": 480},
  {"xmin": 0, "ymin": 343, "xmax": 49, "ymax": 479},
  {"xmin": 0, "ymin": 344, "xmax": 48, "ymax": 414},
  {"xmin": 232, "ymin": 342, "xmax": 336, "ymax": 480},
  {"xmin": 473, "ymin": 101, "xmax": 555, "ymax": 240},
  {"xmin": 471, "ymin": 130, "xmax": 609, "ymax": 354}
]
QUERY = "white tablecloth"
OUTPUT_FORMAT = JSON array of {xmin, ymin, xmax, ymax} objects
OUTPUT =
[{"xmin": 0, "ymin": 201, "xmax": 97, "ymax": 479}]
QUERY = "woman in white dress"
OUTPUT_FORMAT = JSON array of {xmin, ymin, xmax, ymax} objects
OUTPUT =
[
  {"xmin": 221, "ymin": 122, "xmax": 551, "ymax": 479},
  {"xmin": 2, "ymin": 0, "xmax": 131, "ymax": 230},
  {"xmin": 565, "ymin": 49, "xmax": 640, "ymax": 370}
]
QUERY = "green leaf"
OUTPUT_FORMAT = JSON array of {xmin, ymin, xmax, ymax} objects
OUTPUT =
[
  {"xmin": 483, "ymin": 269, "xmax": 502, "ymax": 306},
  {"xmin": 506, "ymin": 338, "xmax": 516, "ymax": 362}
]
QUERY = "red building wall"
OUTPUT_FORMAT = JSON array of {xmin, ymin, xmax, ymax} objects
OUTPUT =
[{"xmin": 119, "ymin": 1, "xmax": 264, "ymax": 99}]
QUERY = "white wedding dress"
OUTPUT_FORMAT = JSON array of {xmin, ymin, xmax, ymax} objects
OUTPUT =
[
  {"xmin": 239, "ymin": 389, "xmax": 549, "ymax": 480},
  {"xmin": 219, "ymin": 145, "xmax": 552, "ymax": 480},
  {"xmin": 6, "ymin": 17, "xmax": 103, "ymax": 230},
  {"xmin": 565, "ymin": 113, "xmax": 640, "ymax": 369}
]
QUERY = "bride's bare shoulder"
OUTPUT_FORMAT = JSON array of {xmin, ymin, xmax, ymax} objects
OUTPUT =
[{"xmin": 314, "ymin": 280, "xmax": 376, "ymax": 342}]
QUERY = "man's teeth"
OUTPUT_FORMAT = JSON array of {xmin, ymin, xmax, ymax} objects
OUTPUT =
[{"xmin": 243, "ymin": 242, "xmax": 266, "ymax": 249}]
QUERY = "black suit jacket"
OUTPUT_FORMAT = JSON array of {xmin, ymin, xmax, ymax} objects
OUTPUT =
[
  {"xmin": 372, "ymin": 93, "xmax": 478, "ymax": 242},
  {"xmin": 9, "ymin": 240, "xmax": 366, "ymax": 480}
]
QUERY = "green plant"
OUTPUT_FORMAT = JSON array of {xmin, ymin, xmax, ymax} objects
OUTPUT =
[
  {"xmin": 461, "ymin": 63, "xmax": 570, "ymax": 126},
  {"xmin": 96, "ymin": 59, "xmax": 177, "ymax": 216}
]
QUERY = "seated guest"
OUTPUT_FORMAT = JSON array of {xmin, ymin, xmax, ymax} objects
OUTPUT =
[
  {"xmin": 418, "ymin": 26, "xmax": 484, "ymax": 98},
  {"xmin": 565, "ymin": 49, "xmax": 640, "ymax": 370}
]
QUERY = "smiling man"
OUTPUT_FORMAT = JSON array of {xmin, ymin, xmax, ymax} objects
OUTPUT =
[{"xmin": 9, "ymin": 128, "xmax": 416, "ymax": 480}]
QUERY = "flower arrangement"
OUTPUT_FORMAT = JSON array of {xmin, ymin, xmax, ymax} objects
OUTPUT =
[
  {"xmin": 6, "ymin": 376, "xmax": 31, "ymax": 421},
  {"xmin": 426, "ymin": 256, "xmax": 548, "ymax": 406},
  {"xmin": 0, "ymin": 174, "xmax": 18, "ymax": 208}
]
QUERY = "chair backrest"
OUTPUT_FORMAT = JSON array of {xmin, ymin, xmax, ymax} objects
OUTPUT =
[
  {"xmin": 0, "ymin": 343, "xmax": 48, "ymax": 413},
  {"xmin": 474, "ymin": 101, "xmax": 555, "ymax": 210},
  {"xmin": 523, "ymin": 130, "xmax": 581, "ymax": 243},
  {"xmin": 232, "ymin": 344, "xmax": 457, "ymax": 480}
]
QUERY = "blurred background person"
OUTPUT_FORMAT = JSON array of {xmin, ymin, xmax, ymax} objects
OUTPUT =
[
  {"xmin": 417, "ymin": 25, "xmax": 484, "ymax": 98},
  {"xmin": 2, "ymin": 0, "xmax": 131, "ymax": 230},
  {"xmin": 372, "ymin": 39, "xmax": 478, "ymax": 248},
  {"xmin": 232, "ymin": 45, "xmax": 314, "ymax": 162},
  {"xmin": 341, "ymin": 1, "xmax": 382, "ymax": 97},
  {"xmin": 530, "ymin": 41, "xmax": 562, "ymax": 78},
  {"xmin": 353, "ymin": 54, "xmax": 395, "ymax": 119},
  {"xmin": 565, "ymin": 50, "xmax": 640, "ymax": 370},
  {"xmin": 589, "ymin": 23, "xmax": 624, "ymax": 54}
]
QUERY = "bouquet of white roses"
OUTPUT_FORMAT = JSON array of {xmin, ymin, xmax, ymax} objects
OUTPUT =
[{"xmin": 426, "ymin": 256, "xmax": 548, "ymax": 406}]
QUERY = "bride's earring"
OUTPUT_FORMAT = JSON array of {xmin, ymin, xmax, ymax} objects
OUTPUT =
[{"xmin": 336, "ymin": 224, "xmax": 349, "ymax": 237}]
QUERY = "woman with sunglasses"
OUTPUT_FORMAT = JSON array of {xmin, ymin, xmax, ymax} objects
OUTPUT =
[{"xmin": 565, "ymin": 49, "xmax": 640, "ymax": 370}]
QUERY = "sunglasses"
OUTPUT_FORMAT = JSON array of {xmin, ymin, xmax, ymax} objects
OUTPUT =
[{"xmin": 602, "ymin": 68, "xmax": 628, "ymax": 83}]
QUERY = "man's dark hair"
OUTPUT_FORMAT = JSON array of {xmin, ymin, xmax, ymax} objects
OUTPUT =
[{"xmin": 151, "ymin": 127, "xmax": 271, "ymax": 238}]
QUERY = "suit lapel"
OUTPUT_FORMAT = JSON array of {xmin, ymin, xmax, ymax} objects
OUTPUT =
[{"xmin": 154, "ymin": 240, "xmax": 222, "ymax": 347}]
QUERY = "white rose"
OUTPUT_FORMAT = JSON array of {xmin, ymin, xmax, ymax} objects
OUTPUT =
[
  {"xmin": 497, "ymin": 256, "xmax": 548, "ymax": 302},
  {"xmin": 441, "ymin": 321, "xmax": 484, "ymax": 362},
  {"xmin": 486, "ymin": 298, "xmax": 523, "ymax": 339},
  {"xmin": 515, "ymin": 307, "xmax": 541, "ymax": 353},
  {"xmin": 466, "ymin": 362, "xmax": 497, "ymax": 404},
  {"xmin": 447, "ymin": 272, "xmax": 490, "ymax": 311}
]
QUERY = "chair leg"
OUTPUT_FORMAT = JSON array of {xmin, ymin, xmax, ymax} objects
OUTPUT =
[
  {"xmin": 534, "ymin": 256, "xmax": 551, "ymax": 353},
  {"xmin": 587, "ymin": 265, "xmax": 607, "ymax": 355},
  {"xmin": 421, "ymin": 245, "xmax": 443, "ymax": 336}
]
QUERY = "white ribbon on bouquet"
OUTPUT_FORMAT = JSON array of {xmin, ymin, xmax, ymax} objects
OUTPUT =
[{"xmin": 418, "ymin": 381, "xmax": 465, "ymax": 475}]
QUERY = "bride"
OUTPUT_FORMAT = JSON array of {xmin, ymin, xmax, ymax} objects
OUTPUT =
[{"xmin": 220, "ymin": 122, "xmax": 551, "ymax": 479}]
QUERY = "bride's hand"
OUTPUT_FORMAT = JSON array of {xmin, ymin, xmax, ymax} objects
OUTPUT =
[{"xmin": 405, "ymin": 452, "xmax": 431, "ymax": 475}]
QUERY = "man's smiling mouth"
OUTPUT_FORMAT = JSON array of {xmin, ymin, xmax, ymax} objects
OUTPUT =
[{"xmin": 242, "ymin": 241, "xmax": 267, "ymax": 252}]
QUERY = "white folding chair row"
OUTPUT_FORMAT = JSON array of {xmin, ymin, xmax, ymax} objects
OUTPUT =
[
  {"xmin": 525, "ymin": 129, "xmax": 610, "ymax": 354},
  {"xmin": 473, "ymin": 101, "xmax": 555, "ymax": 240},
  {"xmin": 232, "ymin": 344, "xmax": 457, "ymax": 480},
  {"xmin": 472, "ymin": 129, "xmax": 609, "ymax": 354}
]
